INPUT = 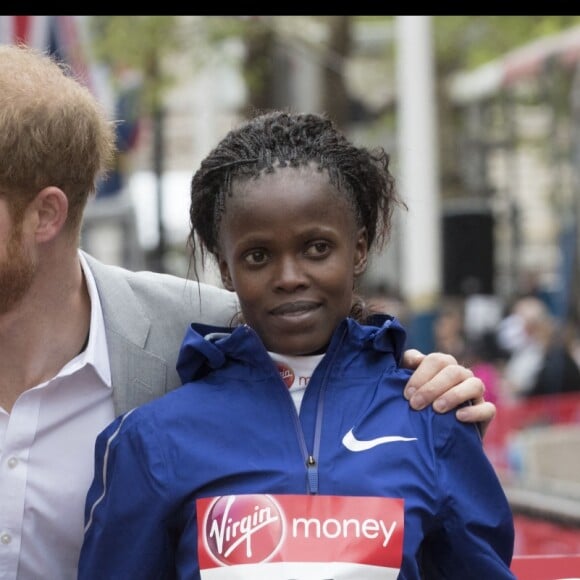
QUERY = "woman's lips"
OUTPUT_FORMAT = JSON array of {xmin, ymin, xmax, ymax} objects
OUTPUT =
[{"xmin": 269, "ymin": 301, "xmax": 319, "ymax": 316}]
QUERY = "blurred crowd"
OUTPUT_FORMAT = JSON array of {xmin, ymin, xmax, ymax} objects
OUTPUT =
[
  {"xmin": 437, "ymin": 294, "xmax": 580, "ymax": 405},
  {"xmin": 365, "ymin": 286, "xmax": 580, "ymax": 406}
]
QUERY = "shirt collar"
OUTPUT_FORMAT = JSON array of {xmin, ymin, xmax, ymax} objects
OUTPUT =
[{"xmin": 73, "ymin": 251, "xmax": 112, "ymax": 387}]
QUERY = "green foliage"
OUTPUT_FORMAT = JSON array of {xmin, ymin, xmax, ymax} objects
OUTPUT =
[
  {"xmin": 89, "ymin": 16, "xmax": 181, "ymax": 112},
  {"xmin": 88, "ymin": 15, "xmax": 580, "ymax": 126},
  {"xmin": 90, "ymin": 16, "xmax": 181, "ymax": 68},
  {"xmin": 434, "ymin": 15, "xmax": 580, "ymax": 73}
]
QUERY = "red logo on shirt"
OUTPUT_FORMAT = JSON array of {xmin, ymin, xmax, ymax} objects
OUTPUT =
[
  {"xmin": 203, "ymin": 494, "xmax": 285, "ymax": 565},
  {"xmin": 276, "ymin": 363, "xmax": 295, "ymax": 388},
  {"xmin": 198, "ymin": 494, "xmax": 405, "ymax": 574}
]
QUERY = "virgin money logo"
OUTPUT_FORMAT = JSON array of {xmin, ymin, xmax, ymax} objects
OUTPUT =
[
  {"xmin": 203, "ymin": 494, "xmax": 285, "ymax": 566},
  {"xmin": 276, "ymin": 363, "xmax": 295, "ymax": 388}
]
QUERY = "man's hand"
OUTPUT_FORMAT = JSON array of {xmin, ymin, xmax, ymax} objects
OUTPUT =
[{"xmin": 401, "ymin": 349, "xmax": 496, "ymax": 438}]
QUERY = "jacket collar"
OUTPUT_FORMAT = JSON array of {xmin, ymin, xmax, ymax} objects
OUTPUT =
[{"xmin": 177, "ymin": 316, "xmax": 407, "ymax": 385}]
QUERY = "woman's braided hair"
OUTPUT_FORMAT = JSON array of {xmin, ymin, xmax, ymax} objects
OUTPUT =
[{"xmin": 189, "ymin": 110, "xmax": 403, "ymax": 271}]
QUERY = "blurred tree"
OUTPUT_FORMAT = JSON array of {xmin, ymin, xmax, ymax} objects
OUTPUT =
[
  {"xmin": 237, "ymin": 18, "xmax": 277, "ymax": 116},
  {"xmin": 201, "ymin": 15, "xmax": 353, "ymax": 125},
  {"xmin": 432, "ymin": 16, "xmax": 580, "ymax": 199},
  {"xmin": 90, "ymin": 16, "xmax": 181, "ymax": 113},
  {"xmin": 90, "ymin": 16, "xmax": 182, "ymax": 272},
  {"xmin": 321, "ymin": 16, "xmax": 351, "ymax": 129},
  {"xmin": 434, "ymin": 16, "xmax": 580, "ymax": 73},
  {"xmin": 88, "ymin": 15, "xmax": 580, "ymax": 271},
  {"xmin": 89, "ymin": 15, "xmax": 580, "ymax": 133}
]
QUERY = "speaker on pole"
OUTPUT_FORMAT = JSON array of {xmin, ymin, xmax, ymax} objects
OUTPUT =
[{"xmin": 442, "ymin": 207, "xmax": 494, "ymax": 296}]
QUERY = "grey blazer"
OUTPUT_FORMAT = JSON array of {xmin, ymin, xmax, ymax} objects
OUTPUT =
[{"xmin": 84, "ymin": 252, "xmax": 239, "ymax": 416}]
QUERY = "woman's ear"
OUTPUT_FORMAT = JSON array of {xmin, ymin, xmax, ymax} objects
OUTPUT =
[
  {"xmin": 353, "ymin": 227, "xmax": 369, "ymax": 277},
  {"xmin": 217, "ymin": 255, "xmax": 235, "ymax": 292}
]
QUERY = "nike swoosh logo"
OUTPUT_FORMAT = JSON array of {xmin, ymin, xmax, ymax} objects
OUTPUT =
[{"xmin": 342, "ymin": 428, "xmax": 417, "ymax": 452}]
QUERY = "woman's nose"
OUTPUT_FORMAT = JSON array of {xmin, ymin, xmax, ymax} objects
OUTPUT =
[{"xmin": 273, "ymin": 256, "xmax": 309, "ymax": 291}]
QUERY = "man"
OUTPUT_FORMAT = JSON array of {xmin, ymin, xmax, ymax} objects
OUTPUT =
[{"xmin": 0, "ymin": 44, "xmax": 494, "ymax": 580}]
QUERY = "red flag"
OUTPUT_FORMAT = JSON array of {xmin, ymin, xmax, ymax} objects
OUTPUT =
[{"xmin": 0, "ymin": 15, "xmax": 50, "ymax": 47}]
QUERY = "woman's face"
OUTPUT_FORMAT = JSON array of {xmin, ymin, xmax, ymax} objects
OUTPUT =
[{"xmin": 217, "ymin": 165, "xmax": 368, "ymax": 355}]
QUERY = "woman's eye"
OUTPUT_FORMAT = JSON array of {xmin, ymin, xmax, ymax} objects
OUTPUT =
[
  {"xmin": 306, "ymin": 241, "xmax": 330, "ymax": 257},
  {"xmin": 244, "ymin": 250, "xmax": 267, "ymax": 265}
]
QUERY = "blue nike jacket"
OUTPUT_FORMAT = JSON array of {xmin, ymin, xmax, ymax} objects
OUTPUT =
[{"xmin": 78, "ymin": 316, "xmax": 515, "ymax": 579}]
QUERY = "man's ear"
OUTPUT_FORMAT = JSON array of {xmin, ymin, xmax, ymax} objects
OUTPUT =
[
  {"xmin": 31, "ymin": 187, "xmax": 69, "ymax": 242},
  {"xmin": 353, "ymin": 227, "xmax": 369, "ymax": 277},
  {"xmin": 217, "ymin": 255, "xmax": 235, "ymax": 292}
]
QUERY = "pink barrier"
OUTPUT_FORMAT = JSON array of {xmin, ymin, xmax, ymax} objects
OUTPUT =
[
  {"xmin": 513, "ymin": 514, "xmax": 580, "ymax": 556},
  {"xmin": 484, "ymin": 392, "xmax": 580, "ymax": 472},
  {"xmin": 511, "ymin": 553, "xmax": 580, "ymax": 579}
]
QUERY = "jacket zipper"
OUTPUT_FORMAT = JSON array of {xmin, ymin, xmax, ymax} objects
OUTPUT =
[{"xmin": 280, "ymin": 328, "xmax": 346, "ymax": 495}]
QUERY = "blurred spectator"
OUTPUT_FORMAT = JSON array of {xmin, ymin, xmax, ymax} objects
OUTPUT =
[
  {"xmin": 464, "ymin": 331, "xmax": 507, "ymax": 405},
  {"xmin": 433, "ymin": 299, "xmax": 467, "ymax": 362},
  {"xmin": 464, "ymin": 293, "xmax": 503, "ymax": 343},
  {"xmin": 500, "ymin": 296, "xmax": 580, "ymax": 398},
  {"xmin": 363, "ymin": 283, "xmax": 410, "ymax": 326}
]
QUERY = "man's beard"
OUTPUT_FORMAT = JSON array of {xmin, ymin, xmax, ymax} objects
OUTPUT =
[{"xmin": 0, "ymin": 228, "xmax": 37, "ymax": 315}]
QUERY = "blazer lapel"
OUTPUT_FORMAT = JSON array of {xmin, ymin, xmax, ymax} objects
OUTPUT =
[{"xmin": 84, "ymin": 252, "xmax": 169, "ymax": 415}]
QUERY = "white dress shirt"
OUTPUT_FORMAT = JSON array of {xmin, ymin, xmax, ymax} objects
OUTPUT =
[{"xmin": 0, "ymin": 253, "xmax": 114, "ymax": 580}]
